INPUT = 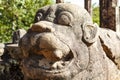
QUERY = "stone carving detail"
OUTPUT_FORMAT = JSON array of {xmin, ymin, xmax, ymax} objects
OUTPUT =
[
  {"xmin": 0, "ymin": 29, "xmax": 26, "ymax": 80},
  {"xmin": 0, "ymin": 43, "xmax": 5, "ymax": 60},
  {"xmin": 18, "ymin": 3, "xmax": 120, "ymax": 80}
]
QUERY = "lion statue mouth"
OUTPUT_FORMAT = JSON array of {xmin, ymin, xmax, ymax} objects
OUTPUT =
[
  {"xmin": 20, "ymin": 21, "xmax": 80, "ymax": 79},
  {"xmin": 22, "ymin": 30, "xmax": 74, "ymax": 72},
  {"xmin": 19, "ymin": 3, "xmax": 91, "ymax": 80},
  {"xmin": 22, "ymin": 50, "xmax": 74, "ymax": 73}
]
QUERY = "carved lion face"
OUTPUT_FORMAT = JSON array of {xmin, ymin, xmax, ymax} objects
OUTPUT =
[{"xmin": 19, "ymin": 3, "xmax": 98, "ymax": 80}]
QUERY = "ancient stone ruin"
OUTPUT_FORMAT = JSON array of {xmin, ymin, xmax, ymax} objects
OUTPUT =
[
  {"xmin": 0, "ymin": 29, "xmax": 26, "ymax": 80},
  {"xmin": 1, "ymin": 3, "xmax": 120, "ymax": 80}
]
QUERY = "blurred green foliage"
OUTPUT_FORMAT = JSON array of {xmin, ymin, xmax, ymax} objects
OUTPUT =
[
  {"xmin": 92, "ymin": 7, "xmax": 99, "ymax": 25},
  {"xmin": 0, "ymin": 0, "xmax": 53, "ymax": 43}
]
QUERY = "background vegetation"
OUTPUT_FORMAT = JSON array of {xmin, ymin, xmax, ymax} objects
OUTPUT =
[
  {"xmin": 92, "ymin": 7, "xmax": 99, "ymax": 25},
  {"xmin": 0, "ymin": 0, "xmax": 99, "ymax": 43},
  {"xmin": 0, "ymin": 0, "xmax": 53, "ymax": 43}
]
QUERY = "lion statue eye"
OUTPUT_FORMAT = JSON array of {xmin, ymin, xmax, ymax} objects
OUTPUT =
[
  {"xmin": 35, "ymin": 12, "xmax": 43, "ymax": 22},
  {"xmin": 57, "ymin": 11, "xmax": 73, "ymax": 26}
]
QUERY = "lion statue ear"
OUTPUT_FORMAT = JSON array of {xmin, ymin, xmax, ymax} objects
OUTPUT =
[{"xmin": 82, "ymin": 22, "xmax": 99, "ymax": 44}]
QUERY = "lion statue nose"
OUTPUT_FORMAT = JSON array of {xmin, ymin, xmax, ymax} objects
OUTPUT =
[
  {"xmin": 30, "ymin": 21, "xmax": 55, "ymax": 33},
  {"xmin": 37, "ymin": 33, "xmax": 70, "ymax": 61},
  {"xmin": 30, "ymin": 21, "xmax": 70, "ymax": 61}
]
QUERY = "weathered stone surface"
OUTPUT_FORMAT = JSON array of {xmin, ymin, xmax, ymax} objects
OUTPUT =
[
  {"xmin": 0, "ymin": 29, "xmax": 26, "ymax": 80},
  {"xmin": 12, "ymin": 29, "xmax": 26, "ymax": 44},
  {"xmin": 0, "ymin": 43, "xmax": 5, "ymax": 57},
  {"xmin": 6, "ymin": 44, "xmax": 22, "ymax": 60},
  {"xmin": 99, "ymin": 28, "xmax": 120, "ymax": 69},
  {"xmin": 6, "ymin": 29, "xmax": 26, "ymax": 60},
  {"xmin": 19, "ymin": 3, "xmax": 120, "ymax": 80}
]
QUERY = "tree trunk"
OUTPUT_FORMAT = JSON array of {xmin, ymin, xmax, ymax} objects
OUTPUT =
[
  {"xmin": 100, "ymin": 0, "xmax": 119, "ymax": 31},
  {"xmin": 84, "ymin": 0, "xmax": 92, "ymax": 16},
  {"xmin": 56, "ymin": 0, "xmax": 64, "ymax": 3}
]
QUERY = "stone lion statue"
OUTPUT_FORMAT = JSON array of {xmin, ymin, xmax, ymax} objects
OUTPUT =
[{"xmin": 19, "ymin": 3, "xmax": 120, "ymax": 80}]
